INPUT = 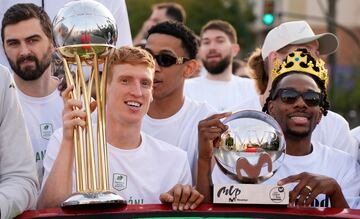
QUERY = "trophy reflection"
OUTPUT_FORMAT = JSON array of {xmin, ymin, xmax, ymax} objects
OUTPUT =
[
  {"xmin": 213, "ymin": 110, "xmax": 288, "ymax": 204},
  {"xmin": 52, "ymin": 0, "xmax": 126, "ymax": 207}
]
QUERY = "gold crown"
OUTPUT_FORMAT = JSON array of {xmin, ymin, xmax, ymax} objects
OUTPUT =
[{"xmin": 271, "ymin": 50, "xmax": 328, "ymax": 85}]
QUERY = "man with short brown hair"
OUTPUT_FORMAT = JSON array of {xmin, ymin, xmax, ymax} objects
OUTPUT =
[
  {"xmin": 2, "ymin": 3, "xmax": 63, "ymax": 184},
  {"xmin": 38, "ymin": 46, "xmax": 204, "ymax": 210}
]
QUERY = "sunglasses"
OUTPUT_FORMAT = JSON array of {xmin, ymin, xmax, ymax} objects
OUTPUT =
[
  {"xmin": 272, "ymin": 88, "xmax": 323, "ymax": 107},
  {"xmin": 152, "ymin": 53, "xmax": 190, "ymax": 67}
]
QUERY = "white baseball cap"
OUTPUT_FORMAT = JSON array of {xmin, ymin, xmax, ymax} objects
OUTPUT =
[{"xmin": 261, "ymin": 20, "xmax": 339, "ymax": 60}]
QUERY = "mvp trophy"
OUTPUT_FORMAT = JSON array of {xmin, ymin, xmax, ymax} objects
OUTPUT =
[
  {"xmin": 53, "ymin": 0, "xmax": 126, "ymax": 207},
  {"xmin": 213, "ymin": 110, "xmax": 289, "ymax": 205}
]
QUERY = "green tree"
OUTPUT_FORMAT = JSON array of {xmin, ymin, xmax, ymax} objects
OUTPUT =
[
  {"xmin": 126, "ymin": 0, "xmax": 256, "ymax": 56},
  {"xmin": 332, "ymin": 65, "xmax": 360, "ymax": 128}
]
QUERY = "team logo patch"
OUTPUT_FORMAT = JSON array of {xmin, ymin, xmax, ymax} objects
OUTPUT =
[
  {"xmin": 113, "ymin": 173, "xmax": 127, "ymax": 191},
  {"xmin": 40, "ymin": 123, "xmax": 53, "ymax": 140}
]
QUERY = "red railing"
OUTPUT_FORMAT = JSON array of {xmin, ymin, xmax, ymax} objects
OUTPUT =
[{"xmin": 16, "ymin": 204, "xmax": 360, "ymax": 218}]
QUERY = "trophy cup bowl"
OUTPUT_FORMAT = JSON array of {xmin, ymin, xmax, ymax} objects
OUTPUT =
[
  {"xmin": 214, "ymin": 110, "xmax": 286, "ymax": 183},
  {"xmin": 53, "ymin": 0, "xmax": 117, "ymax": 62},
  {"xmin": 52, "ymin": 0, "xmax": 126, "ymax": 207}
]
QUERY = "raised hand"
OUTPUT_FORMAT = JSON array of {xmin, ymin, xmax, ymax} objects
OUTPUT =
[
  {"xmin": 196, "ymin": 112, "xmax": 231, "ymax": 203},
  {"xmin": 198, "ymin": 112, "xmax": 231, "ymax": 160},
  {"xmin": 61, "ymin": 85, "xmax": 97, "ymax": 141}
]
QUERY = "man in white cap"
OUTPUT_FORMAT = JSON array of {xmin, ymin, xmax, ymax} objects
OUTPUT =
[
  {"xmin": 261, "ymin": 20, "xmax": 338, "ymax": 61},
  {"xmin": 234, "ymin": 20, "xmax": 357, "ymax": 158}
]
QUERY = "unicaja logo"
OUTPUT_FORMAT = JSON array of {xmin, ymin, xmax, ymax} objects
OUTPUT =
[
  {"xmin": 217, "ymin": 185, "xmax": 241, "ymax": 202},
  {"xmin": 269, "ymin": 186, "xmax": 286, "ymax": 203}
]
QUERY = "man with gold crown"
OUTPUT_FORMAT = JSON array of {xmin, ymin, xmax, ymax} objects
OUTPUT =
[
  {"xmin": 197, "ymin": 49, "xmax": 360, "ymax": 208},
  {"xmin": 243, "ymin": 21, "xmax": 357, "ymax": 159}
]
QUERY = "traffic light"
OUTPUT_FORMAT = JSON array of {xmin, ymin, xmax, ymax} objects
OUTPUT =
[{"xmin": 263, "ymin": 0, "xmax": 275, "ymax": 25}]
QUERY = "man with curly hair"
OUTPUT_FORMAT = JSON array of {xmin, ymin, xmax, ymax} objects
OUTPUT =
[
  {"xmin": 197, "ymin": 49, "xmax": 360, "ymax": 208},
  {"xmin": 239, "ymin": 20, "xmax": 357, "ymax": 158}
]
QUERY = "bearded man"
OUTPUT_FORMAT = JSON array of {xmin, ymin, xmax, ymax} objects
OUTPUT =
[
  {"xmin": 185, "ymin": 20, "xmax": 258, "ymax": 112},
  {"xmin": 2, "ymin": 3, "xmax": 63, "ymax": 184}
]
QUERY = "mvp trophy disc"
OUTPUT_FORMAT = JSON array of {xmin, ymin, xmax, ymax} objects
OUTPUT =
[{"xmin": 213, "ymin": 110, "xmax": 289, "ymax": 205}]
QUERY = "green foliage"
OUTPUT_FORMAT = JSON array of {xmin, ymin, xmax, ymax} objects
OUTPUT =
[
  {"xmin": 331, "ymin": 65, "xmax": 360, "ymax": 128},
  {"xmin": 126, "ymin": 0, "xmax": 256, "ymax": 56}
]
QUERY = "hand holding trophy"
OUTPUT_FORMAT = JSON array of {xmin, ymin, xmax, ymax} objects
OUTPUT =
[
  {"xmin": 213, "ymin": 110, "xmax": 289, "ymax": 205},
  {"xmin": 52, "ymin": 0, "xmax": 126, "ymax": 207}
]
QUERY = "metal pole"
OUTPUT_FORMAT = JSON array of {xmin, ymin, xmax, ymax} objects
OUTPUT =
[{"xmin": 327, "ymin": 0, "xmax": 337, "ymax": 102}]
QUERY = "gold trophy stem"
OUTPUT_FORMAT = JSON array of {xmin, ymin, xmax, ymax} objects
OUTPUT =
[
  {"xmin": 93, "ymin": 56, "xmax": 102, "ymax": 191},
  {"xmin": 63, "ymin": 58, "xmax": 86, "ymax": 192},
  {"xmin": 87, "ymin": 67, "xmax": 95, "ymax": 103},
  {"xmin": 75, "ymin": 55, "xmax": 97, "ymax": 192},
  {"xmin": 59, "ymin": 47, "xmax": 126, "ymax": 207},
  {"xmin": 98, "ymin": 56, "xmax": 109, "ymax": 191}
]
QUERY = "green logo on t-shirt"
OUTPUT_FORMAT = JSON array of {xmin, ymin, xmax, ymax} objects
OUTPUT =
[
  {"xmin": 113, "ymin": 173, "xmax": 127, "ymax": 191},
  {"xmin": 40, "ymin": 123, "xmax": 53, "ymax": 140}
]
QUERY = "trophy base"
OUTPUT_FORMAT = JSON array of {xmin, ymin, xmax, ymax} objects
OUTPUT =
[
  {"xmin": 213, "ymin": 184, "xmax": 289, "ymax": 205},
  {"xmin": 61, "ymin": 191, "xmax": 127, "ymax": 208}
]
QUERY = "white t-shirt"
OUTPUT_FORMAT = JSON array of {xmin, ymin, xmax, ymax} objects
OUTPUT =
[
  {"xmin": 350, "ymin": 126, "xmax": 360, "ymax": 161},
  {"xmin": 0, "ymin": 0, "xmax": 132, "ymax": 68},
  {"xmin": 42, "ymin": 129, "xmax": 192, "ymax": 204},
  {"xmin": 232, "ymin": 98, "xmax": 358, "ymax": 158},
  {"xmin": 0, "ymin": 65, "xmax": 38, "ymax": 219},
  {"xmin": 142, "ymin": 97, "xmax": 216, "ymax": 184},
  {"xmin": 184, "ymin": 75, "xmax": 259, "ymax": 112},
  {"xmin": 212, "ymin": 142, "xmax": 360, "ymax": 208},
  {"xmin": 17, "ymin": 84, "xmax": 63, "ymax": 184}
]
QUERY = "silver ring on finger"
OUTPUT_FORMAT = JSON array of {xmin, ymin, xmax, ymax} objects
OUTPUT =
[{"xmin": 305, "ymin": 185, "xmax": 312, "ymax": 193}]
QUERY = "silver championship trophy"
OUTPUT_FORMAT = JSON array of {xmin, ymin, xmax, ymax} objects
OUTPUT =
[
  {"xmin": 213, "ymin": 110, "xmax": 289, "ymax": 205},
  {"xmin": 53, "ymin": 0, "xmax": 126, "ymax": 207}
]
